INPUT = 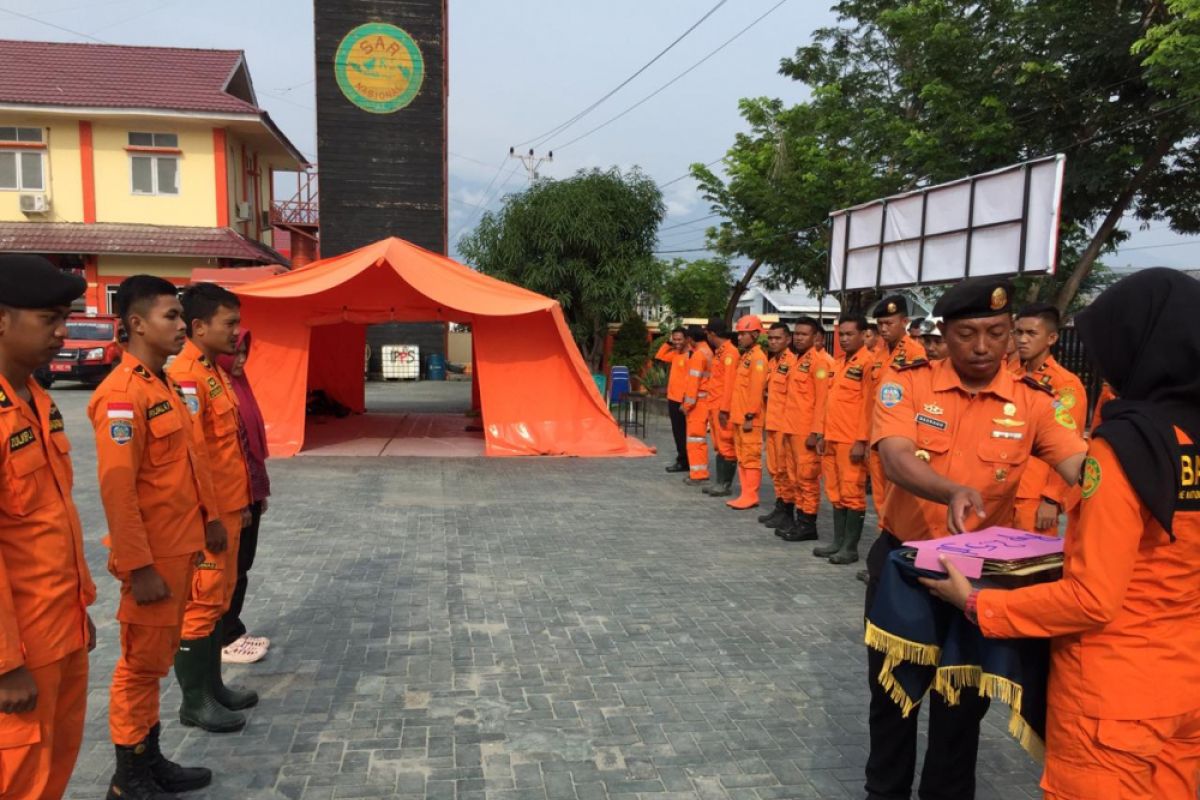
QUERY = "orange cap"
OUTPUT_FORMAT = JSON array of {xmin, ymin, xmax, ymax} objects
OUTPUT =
[{"xmin": 735, "ymin": 315, "xmax": 763, "ymax": 333}]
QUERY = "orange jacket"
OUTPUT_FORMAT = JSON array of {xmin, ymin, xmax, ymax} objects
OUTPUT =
[
  {"xmin": 861, "ymin": 334, "xmax": 927, "ymax": 443},
  {"xmin": 1014, "ymin": 355, "xmax": 1087, "ymax": 507},
  {"xmin": 979, "ymin": 433, "xmax": 1200, "ymax": 719},
  {"xmin": 711, "ymin": 340, "xmax": 739, "ymax": 414},
  {"xmin": 168, "ymin": 340, "xmax": 251, "ymax": 515},
  {"xmin": 654, "ymin": 342, "xmax": 690, "ymax": 403},
  {"xmin": 90, "ymin": 351, "xmax": 213, "ymax": 573},
  {"xmin": 729, "ymin": 344, "xmax": 768, "ymax": 426},
  {"xmin": 819, "ymin": 345, "xmax": 874, "ymax": 444},
  {"xmin": 764, "ymin": 349, "xmax": 797, "ymax": 431},
  {"xmin": 782, "ymin": 347, "xmax": 833, "ymax": 437},
  {"xmin": 1090, "ymin": 381, "xmax": 1117, "ymax": 432},
  {"xmin": 0, "ymin": 376, "xmax": 95, "ymax": 674},
  {"xmin": 870, "ymin": 359, "xmax": 1087, "ymax": 541},
  {"xmin": 682, "ymin": 341, "xmax": 713, "ymax": 412}
]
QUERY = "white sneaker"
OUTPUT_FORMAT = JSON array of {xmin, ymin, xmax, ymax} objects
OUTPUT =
[
  {"xmin": 221, "ymin": 635, "xmax": 268, "ymax": 664},
  {"xmin": 243, "ymin": 634, "xmax": 271, "ymax": 649}
]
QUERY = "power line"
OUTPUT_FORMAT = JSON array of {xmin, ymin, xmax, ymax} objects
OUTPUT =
[
  {"xmin": 549, "ymin": 0, "xmax": 792, "ymax": 152},
  {"xmin": 659, "ymin": 212, "xmax": 721, "ymax": 232},
  {"xmin": 1115, "ymin": 238, "xmax": 1200, "ymax": 253},
  {"xmin": 512, "ymin": 0, "xmax": 731, "ymax": 149},
  {"xmin": 661, "ymin": 157, "xmax": 725, "ymax": 188}
]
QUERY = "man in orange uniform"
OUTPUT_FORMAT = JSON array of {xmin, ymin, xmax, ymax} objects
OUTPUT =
[
  {"xmin": 863, "ymin": 322, "xmax": 880, "ymax": 353},
  {"xmin": 655, "ymin": 328, "xmax": 691, "ymax": 473},
  {"xmin": 871, "ymin": 277, "xmax": 1086, "ymax": 800},
  {"xmin": 726, "ymin": 315, "xmax": 768, "ymax": 510},
  {"xmin": 779, "ymin": 317, "xmax": 832, "ymax": 543},
  {"xmin": 704, "ymin": 318, "xmax": 739, "ymax": 497},
  {"xmin": 680, "ymin": 325, "xmax": 713, "ymax": 484},
  {"xmin": 923, "ymin": 268, "xmax": 1200, "ymax": 800},
  {"xmin": 93, "ymin": 276, "xmax": 216, "ymax": 799},
  {"xmin": 758, "ymin": 323, "xmax": 797, "ymax": 529},
  {"xmin": 814, "ymin": 314, "xmax": 874, "ymax": 564},
  {"xmin": 1010, "ymin": 303, "xmax": 1086, "ymax": 533},
  {"xmin": 169, "ymin": 283, "xmax": 257, "ymax": 732},
  {"xmin": 0, "ymin": 257, "xmax": 95, "ymax": 800},
  {"xmin": 860, "ymin": 295, "xmax": 927, "ymax": 540}
]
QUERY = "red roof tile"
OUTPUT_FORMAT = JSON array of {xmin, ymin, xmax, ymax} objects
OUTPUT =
[
  {"xmin": 0, "ymin": 39, "xmax": 259, "ymax": 115},
  {"xmin": 0, "ymin": 222, "xmax": 289, "ymax": 265}
]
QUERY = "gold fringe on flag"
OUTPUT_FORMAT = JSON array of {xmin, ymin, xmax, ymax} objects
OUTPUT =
[{"xmin": 863, "ymin": 622, "xmax": 942, "ymax": 718}]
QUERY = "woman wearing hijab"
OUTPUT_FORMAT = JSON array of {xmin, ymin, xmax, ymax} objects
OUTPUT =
[
  {"xmin": 217, "ymin": 331, "xmax": 272, "ymax": 664},
  {"xmin": 923, "ymin": 268, "xmax": 1200, "ymax": 799}
]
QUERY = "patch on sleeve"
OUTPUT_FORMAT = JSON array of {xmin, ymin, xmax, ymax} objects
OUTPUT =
[
  {"xmin": 109, "ymin": 419, "xmax": 133, "ymax": 445},
  {"xmin": 178, "ymin": 381, "xmax": 201, "ymax": 415},
  {"xmin": 106, "ymin": 402, "xmax": 134, "ymax": 420},
  {"xmin": 49, "ymin": 404, "xmax": 64, "ymax": 432},
  {"xmin": 1054, "ymin": 407, "xmax": 1077, "ymax": 430},
  {"xmin": 879, "ymin": 382, "xmax": 903, "ymax": 408},
  {"xmin": 1081, "ymin": 456, "xmax": 1101, "ymax": 499}
]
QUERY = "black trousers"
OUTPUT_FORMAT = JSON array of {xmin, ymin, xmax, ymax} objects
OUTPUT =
[
  {"xmin": 220, "ymin": 500, "xmax": 263, "ymax": 646},
  {"xmin": 667, "ymin": 400, "xmax": 687, "ymax": 466},
  {"xmin": 864, "ymin": 532, "xmax": 990, "ymax": 800}
]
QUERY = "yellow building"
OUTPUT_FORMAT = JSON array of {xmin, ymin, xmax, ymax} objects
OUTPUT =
[{"xmin": 0, "ymin": 39, "xmax": 308, "ymax": 312}]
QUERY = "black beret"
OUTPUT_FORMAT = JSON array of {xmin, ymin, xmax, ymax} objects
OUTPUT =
[
  {"xmin": 871, "ymin": 294, "xmax": 908, "ymax": 318},
  {"xmin": 0, "ymin": 255, "xmax": 86, "ymax": 308},
  {"xmin": 933, "ymin": 277, "xmax": 1014, "ymax": 321}
]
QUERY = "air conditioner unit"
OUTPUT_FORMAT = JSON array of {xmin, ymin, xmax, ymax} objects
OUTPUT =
[
  {"xmin": 19, "ymin": 193, "xmax": 50, "ymax": 214},
  {"xmin": 234, "ymin": 201, "xmax": 253, "ymax": 221}
]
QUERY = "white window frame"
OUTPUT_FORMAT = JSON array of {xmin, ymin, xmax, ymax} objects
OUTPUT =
[
  {"xmin": 128, "ymin": 132, "xmax": 180, "ymax": 196},
  {"xmin": 0, "ymin": 127, "xmax": 46, "ymax": 192}
]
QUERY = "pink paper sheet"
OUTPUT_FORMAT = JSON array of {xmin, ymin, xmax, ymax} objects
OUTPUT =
[{"xmin": 910, "ymin": 527, "xmax": 1063, "ymax": 577}]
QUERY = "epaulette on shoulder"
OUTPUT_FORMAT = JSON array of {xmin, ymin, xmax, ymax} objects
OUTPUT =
[
  {"xmin": 1021, "ymin": 374, "xmax": 1055, "ymax": 395},
  {"xmin": 893, "ymin": 358, "xmax": 929, "ymax": 372}
]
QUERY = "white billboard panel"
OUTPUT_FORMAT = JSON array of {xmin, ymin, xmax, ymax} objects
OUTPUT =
[{"xmin": 827, "ymin": 155, "xmax": 1065, "ymax": 292}]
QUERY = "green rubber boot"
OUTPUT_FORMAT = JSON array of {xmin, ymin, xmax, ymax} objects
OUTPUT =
[
  {"xmin": 813, "ymin": 507, "xmax": 846, "ymax": 558},
  {"xmin": 175, "ymin": 637, "xmax": 245, "ymax": 733},
  {"xmin": 829, "ymin": 509, "xmax": 865, "ymax": 565},
  {"xmin": 211, "ymin": 622, "xmax": 259, "ymax": 711},
  {"xmin": 708, "ymin": 457, "xmax": 735, "ymax": 498}
]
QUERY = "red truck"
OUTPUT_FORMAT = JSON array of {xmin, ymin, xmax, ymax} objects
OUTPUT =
[{"xmin": 42, "ymin": 314, "xmax": 123, "ymax": 387}]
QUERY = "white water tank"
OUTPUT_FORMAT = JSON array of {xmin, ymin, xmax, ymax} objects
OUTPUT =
[{"xmin": 381, "ymin": 345, "xmax": 420, "ymax": 380}]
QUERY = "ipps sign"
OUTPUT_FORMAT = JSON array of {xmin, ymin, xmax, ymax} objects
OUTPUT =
[{"xmin": 334, "ymin": 22, "xmax": 425, "ymax": 114}]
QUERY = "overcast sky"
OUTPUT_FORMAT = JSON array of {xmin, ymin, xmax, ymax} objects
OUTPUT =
[{"xmin": 1, "ymin": 0, "xmax": 1194, "ymax": 272}]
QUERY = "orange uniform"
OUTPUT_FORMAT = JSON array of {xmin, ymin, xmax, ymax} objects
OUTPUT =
[
  {"xmin": 654, "ymin": 342, "xmax": 690, "ymax": 403},
  {"xmin": 681, "ymin": 341, "xmax": 713, "ymax": 480},
  {"xmin": 871, "ymin": 359, "xmax": 1087, "ymax": 541},
  {"xmin": 978, "ymin": 433, "xmax": 1200, "ymax": 799},
  {"xmin": 0, "ymin": 376, "xmax": 95, "ymax": 799},
  {"xmin": 168, "ymin": 340, "xmax": 251, "ymax": 640},
  {"xmin": 91, "ymin": 351, "xmax": 212, "ymax": 746},
  {"xmin": 819, "ymin": 345, "xmax": 873, "ymax": 511},
  {"xmin": 862, "ymin": 335, "xmax": 927, "ymax": 515},
  {"xmin": 1090, "ymin": 381, "xmax": 1117, "ymax": 432},
  {"xmin": 708, "ymin": 340, "xmax": 738, "ymax": 459},
  {"xmin": 1011, "ymin": 356, "xmax": 1086, "ymax": 533},
  {"xmin": 782, "ymin": 347, "xmax": 833, "ymax": 514},
  {"xmin": 763, "ymin": 349, "xmax": 797, "ymax": 500},
  {"xmin": 729, "ymin": 344, "xmax": 768, "ymax": 468}
]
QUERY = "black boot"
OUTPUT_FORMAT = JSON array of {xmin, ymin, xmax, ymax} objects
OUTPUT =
[
  {"xmin": 106, "ymin": 740, "xmax": 179, "ymax": 800},
  {"xmin": 782, "ymin": 509, "xmax": 818, "ymax": 542},
  {"xmin": 175, "ymin": 636, "xmax": 246, "ymax": 732},
  {"xmin": 758, "ymin": 498, "xmax": 786, "ymax": 525},
  {"xmin": 211, "ymin": 622, "xmax": 259, "ymax": 711},
  {"xmin": 665, "ymin": 460, "xmax": 688, "ymax": 473},
  {"xmin": 775, "ymin": 507, "xmax": 797, "ymax": 538},
  {"xmin": 145, "ymin": 721, "xmax": 211, "ymax": 792},
  {"xmin": 708, "ymin": 457, "xmax": 735, "ymax": 497},
  {"xmin": 813, "ymin": 507, "xmax": 846, "ymax": 558}
]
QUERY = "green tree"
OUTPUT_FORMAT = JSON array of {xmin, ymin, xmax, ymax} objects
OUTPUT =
[
  {"xmin": 459, "ymin": 168, "xmax": 665, "ymax": 368},
  {"xmin": 695, "ymin": 1, "xmax": 1200, "ymax": 315},
  {"xmin": 609, "ymin": 314, "xmax": 650, "ymax": 374},
  {"xmin": 660, "ymin": 258, "xmax": 734, "ymax": 319}
]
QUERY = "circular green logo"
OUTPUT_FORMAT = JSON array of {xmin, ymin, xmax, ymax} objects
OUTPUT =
[{"xmin": 334, "ymin": 22, "xmax": 425, "ymax": 114}]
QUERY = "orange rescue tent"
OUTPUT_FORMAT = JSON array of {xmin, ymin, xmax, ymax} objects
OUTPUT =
[{"xmin": 235, "ymin": 237, "xmax": 651, "ymax": 458}]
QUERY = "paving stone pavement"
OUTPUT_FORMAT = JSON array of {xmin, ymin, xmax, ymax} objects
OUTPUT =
[{"xmin": 54, "ymin": 381, "xmax": 1043, "ymax": 799}]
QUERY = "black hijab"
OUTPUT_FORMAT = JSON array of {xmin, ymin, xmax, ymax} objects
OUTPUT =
[{"xmin": 1075, "ymin": 268, "xmax": 1200, "ymax": 537}]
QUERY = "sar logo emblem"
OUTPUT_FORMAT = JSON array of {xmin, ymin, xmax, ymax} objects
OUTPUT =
[
  {"xmin": 1081, "ymin": 456, "xmax": 1101, "ymax": 499},
  {"xmin": 879, "ymin": 382, "xmax": 903, "ymax": 408},
  {"xmin": 335, "ymin": 22, "xmax": 425, "ymax": 114}
]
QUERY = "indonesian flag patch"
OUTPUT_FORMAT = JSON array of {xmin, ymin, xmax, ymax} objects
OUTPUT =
[
  {"xmin": 107, "ymin": 402, "xmax": 134, "ymax": 444},
  {"xmin": 178, "ymin": 381, "xmax": 201, "ymax": 415}
]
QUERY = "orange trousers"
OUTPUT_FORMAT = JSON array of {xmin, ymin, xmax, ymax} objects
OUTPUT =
[
  {"xmin": 765, "ymin": 430, "xmax": 791, "ymax": 502},
  {"xmin": 709, "ymin": 408, "xmax": 735, "ymax": 459},
  {"xmin": 0, "ymin": 647, "xmax": 88, "ymax": 800},
  {"xmin": 181, "ymin": 511, "xmax": 243, "ymax": 640},
  {"xmin": 110, "ymin": 554, "xmax": 194, "ymax": 746},
  {"xmin": 821, "ymin": 441, "xmax": 866, "ymax": 511},
  {"xmin": 1013, "ymin": 497, "xmax": 1057, "ymax": 533},
  {"xmin": 685, "ymin": 403, "xmax": 710, "ymax": 480},
  {"xmin": 1042, "ymin": 705, "xmax": 1200, "ymax": 799},
  {"xmin": 785, "ymin": 433, "xmax": 822, "ymax": 515},
  {"xmin": 732, "ymin": 424, "xmax": 763, "ymax": 470},
  {"xmin": 867, "ymin": 450, "xmax": 889, "ymax": 518}
]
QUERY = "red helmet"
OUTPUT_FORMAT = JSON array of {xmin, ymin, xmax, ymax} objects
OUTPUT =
[{"xmin": 735, "ymin": 315, "xmax": 764, "ymax": 333}]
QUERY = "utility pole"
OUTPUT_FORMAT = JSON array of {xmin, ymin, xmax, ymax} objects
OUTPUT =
[{"xmin": 509, "ymin": 147, "xmax": 553, "ymax": 181}]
